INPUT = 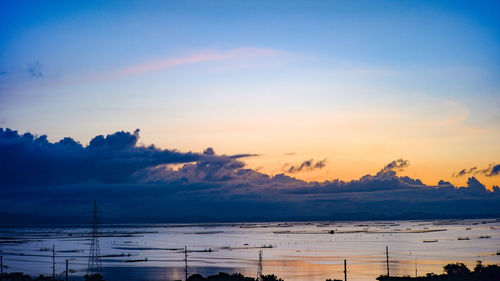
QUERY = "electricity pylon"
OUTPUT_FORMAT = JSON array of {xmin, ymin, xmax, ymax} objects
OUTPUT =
[
  {"xmin": 184, "ymin": 246, "xmax": 188, "ymax": 281},
  {"xmin": 87, "ymin": 200, "xmax": 102, "ymax": 275},
  {"xmin": 256, "ymin": 250, "xmax": 263, "ymax": 281}
]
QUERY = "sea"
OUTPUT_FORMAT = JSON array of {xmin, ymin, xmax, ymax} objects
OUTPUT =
[{"xmin": 1, "ymin": 219, "xmax": 499, "ymax": 281}]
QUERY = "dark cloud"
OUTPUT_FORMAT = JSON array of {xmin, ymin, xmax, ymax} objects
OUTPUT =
[
  {"xmin": 28, "ymin": 61, "xmax": 43, "ymax": 77},
  {"xmin": 0, "ymin": 128, "xmax": 200, "ymax": 186},
  {"xmin": 454, "ymin": 167, "xmax": 477, "ymax": 177},
  {"xmin": 142, "ymin": 152, "xmax": 247, "ymax": 183},
  {"xmin": 382, "ymin": 158, "xmax": 409, "ymax": 171},
  {"xmin": 1, "ymin": 128, "xmax": 499, "ymax": 221},
  {"xmin": 229, "ymin": 153, "xmax": 260, "ymax": 159},
  {"xmin": 203, "ymin": 147, "xmax": 215, "ymax": 155},
  {"xmin": 438, "ymin": 180, "xmax": 454, "ymax": 187},
  {"xmin": 203, "ymin": 147, "xmax": 258, "ymax": 159},
  {"xmin": 284, "ymin": 159, "xmax": 327, "ymax": 173},
  {"xmin": 454, "ymin": 163, "xmax": 499, "ymax": 177},
  {"xmin": 483, "ymin": 164, "xmax": 500, "ymax": 177}
]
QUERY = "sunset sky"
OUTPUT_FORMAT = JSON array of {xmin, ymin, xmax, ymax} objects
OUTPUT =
[{"xmin": 1, "ymin": 0, "xmax": 499, "ymax": 192}]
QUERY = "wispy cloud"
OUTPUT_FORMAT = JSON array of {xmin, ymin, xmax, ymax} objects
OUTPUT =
[
  {"xmin": 3, "ymin": 48, "xmax": 281, "ymax": 92},
  {"xmin": 454, "ymin": 167, "xmax": 478, "ymax": 177},
  {"xmin": 27, "ymin": 61, "xmax": 43, "ymax": 78},
  {"xmin": 454, "ymin": 163, "xmax": 500, "ymax": 177},
  {"xmin": 382, "ymin": 158, "xmax": 409, "ymax": 172},
  {"xmin": 284, "ymin": 158, "xmax": 327, "ymax": 173},
  {"xmin": 110, "ymin": 47, "xmax": 280, "ymax": 78}
]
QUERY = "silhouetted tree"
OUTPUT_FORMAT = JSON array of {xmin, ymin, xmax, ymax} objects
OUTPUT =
[
  {"xmin": 262, "ymin": 275, "xmax": 283, "ymax": 281},
  {"xmin": 478, "ymin": 264, "xmax": 500, "ymax": 280},
  {"xmin": 443, "ymin": 262, "xmax": 470, "ymax": 276},
  {"xmin": 377, "ymin": 261, "xmax": 500, "ymax": 281},
  {"xmin": 187, "ymin": 274, "xmax": 206, "ymax": 281},
  {"xmin": 474, "ymin": 260, "xmax": 485, "ymax": 273},
  {"xmin": 84, "ymin": 274, "xmax": 105, "ymax": 281},
  {"xmin": 187, "ymin": 272, "xmax": 254, "ymax": 281}
]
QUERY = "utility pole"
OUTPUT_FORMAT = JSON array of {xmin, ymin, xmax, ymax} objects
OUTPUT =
[
  {"xmin": 52, "ymin": 245, "xmax": 56, "ymax": 280},
  {"xmin": 256, "ymin": 250, "xmax": 263, "ymax": 281},
  {"xmin": 88, "ymin": 200, "xmax": 102, "ymax": 275},
  {"xmin": 415, "ymin": 258, "xmax": 417, "ymax": 278},
  {"xmin": 386, "ymin": 246, "xmax": 390, "ymax": 277},
  {"xmin": 1, "ymin": 256, "xmax": 3, "ymax": 281},
  {"xmin": 344, "ymin": 259, "xmax": 347, "ymax": 281},
  {"xmin": 66, "ymin": 260, "xmax": 69, "ymax": 281},
  {"xmin": 184, "ymin": 246, "xmax": 188, "ymax": 281}
]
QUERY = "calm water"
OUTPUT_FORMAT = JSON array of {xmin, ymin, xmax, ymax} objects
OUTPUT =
[{"xmin": 1, "ymin": 219, "xmax": 499, "ymax": 281}]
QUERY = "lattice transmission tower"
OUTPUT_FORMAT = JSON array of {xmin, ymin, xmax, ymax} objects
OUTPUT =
[
  {"xmin": 87, "ymin": 200, "xmax": 102, "ymax": 275},
  {"xmin": 184, "ymin": 246, "xmax": 188, "ymax": 281},
  {"xmin": 256, "ymin": 250, "xmax": 263, "ymax": 281}
]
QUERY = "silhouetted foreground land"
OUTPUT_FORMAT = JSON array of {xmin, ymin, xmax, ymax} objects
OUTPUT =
[
  {"xmin": 0, "ymin": 273, "xmax": 281, "ymax": 281},
  {"xmin": 377, "ymin": 262, "xmax": 500, "ymax": 281},
  {"xmin": 0, "ymin": 273, "xmax": 105, "ymax": 281},
  {"xmin": 187, "ymin": 272, "xmax": 283, "ymax": 281},
  {"xmin": 1, "ymin": 262, "xmax": 500, "ymax": 281}
]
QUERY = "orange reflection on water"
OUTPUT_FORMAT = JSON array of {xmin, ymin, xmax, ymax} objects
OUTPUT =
[{"xmin": 259, "ymin": 257, "xmax": 498, "ymax": 281}]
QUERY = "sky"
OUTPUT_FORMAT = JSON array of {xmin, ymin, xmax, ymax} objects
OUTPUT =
[{"xmin": 0, "ymin": 1, "xmax": 500, "ymax": 219}]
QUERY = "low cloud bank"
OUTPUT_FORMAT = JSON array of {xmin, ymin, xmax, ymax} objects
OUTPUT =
[
  {"xmin": 1, "ymin": 128, "xmax": 499, "ymax": 221},
  {"xmin": 0, "ymin": 128, "xmax": 201, "ymax": 186}
]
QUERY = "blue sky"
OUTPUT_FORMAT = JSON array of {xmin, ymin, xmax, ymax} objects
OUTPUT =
[{"xmin": 1, "ymin": 0, "xmax": 499, "ymax": 187}]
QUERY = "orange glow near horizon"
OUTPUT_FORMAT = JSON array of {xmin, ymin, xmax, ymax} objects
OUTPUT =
[{"xmin": 132, "ymin": 100, "xmax": 500, "ymax": 189}]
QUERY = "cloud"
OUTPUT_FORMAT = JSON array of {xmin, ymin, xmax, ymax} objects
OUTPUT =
[
  {"xmin": 382, "ymin": 158, "xmax": 409, "ymax": 171},
  {"xmin": 453, "ymin": 164, "xmax": 499, "ymax": 177},
  {"xmin": 482, "ymin": 164, "xmax": 500, "ymax": 177},
  {"xmin": 284, "ymin": 159, "xmax": 327, "ymax": 173},
  {"xmin": 454, "ymin": 167, "xmax": 478, "ymax": 177},
  {"xmin": 1, "ymin": 128, "xmax": 499, "ymax": 221},
  {"xmin": 0, "ymin": 128, "xmax": 259, "ymax": 187},
  {"xmin": 0, "ymin": 128, "xmax": 200, "ymax": 186},
  {"xmin": 110, "ymin": 48, "xmax": 279, "ymax": 79},
  {"xmin": 27, "ymin": 61, "xmax": 43, "ymax": 77},
  {"xmin": 11, "ymin": 48, "xmax": 281, "ymax": 90}
]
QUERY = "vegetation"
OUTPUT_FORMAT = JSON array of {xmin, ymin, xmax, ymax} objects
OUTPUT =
[
  {"xmin": 377, "ymin": 261, "xmax": 500, "ymax": 281},
  {"xmin": 1, "ymin": 273, "xmax": 60, "ymax": 281},
  {"xmin": 0, "ymin": 273, "xmax": 105, "ymax": 281},
  {"xmin": 187, "ymin": 272, "xmax": 283, "ymax": 281},
  {"xmin": 84, "ymin": 274, "xmax": 105, "ymax": 281},
  {"xmin": 1, "ymin": 262, "xmax": 499, "ymax": 281}
]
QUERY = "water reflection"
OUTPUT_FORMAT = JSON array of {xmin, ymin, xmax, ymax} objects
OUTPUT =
[{"xmin": 0, "ymin": 219, "xmax": 499, "ymax": 281}]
